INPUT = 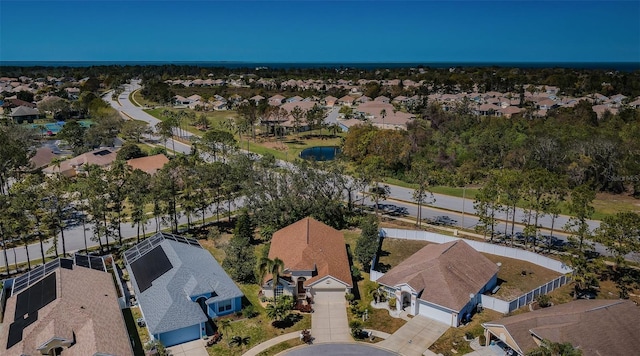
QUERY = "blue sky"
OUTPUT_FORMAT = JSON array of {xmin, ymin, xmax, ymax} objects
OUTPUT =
[{"xmin": 1, "ymin": 1, "xmax": 638, "ymax": 63}]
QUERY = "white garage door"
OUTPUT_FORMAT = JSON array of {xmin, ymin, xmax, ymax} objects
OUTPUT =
[
  {"xmin": 313, "ymin": 289, "xmax": 346, "ymax": 304},
  {"xmin": 418, "ymin": 300, "xmax": 454, "ymax": 325}
]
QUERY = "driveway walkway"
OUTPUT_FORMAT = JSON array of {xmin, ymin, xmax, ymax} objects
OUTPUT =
[
  {"xmin": 311, "ymin": 291, "xmax": 351, "ymax": 343},
  {"xmin": 166, "ymin": 339, "xmax": 208, "ymax": 356},
  {"xmin": 377, "ymin": 316, "xmax": 449, "ymax": 356}
]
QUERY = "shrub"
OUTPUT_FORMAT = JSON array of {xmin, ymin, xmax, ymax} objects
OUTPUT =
[
  {"xmin": 345, "ymin": 293, "xmax": 355, "ymax": 304},
  {"xmin": 242, "ymin": 305, "xmax": 259, "ymax": 318},
  {"xmin": 478, "ymin": 334, "xmax": 486, "ymax": 346},
  {"xmin": 349, "ymin": 320, "xmax": 363, "ymax": 338},
  {"xmin": 536, "ymin": 294, "xmax": 552, "ymax": 308},
  {"xmin": 388, "ymin": 297, "xmax": 397, "ymax": 310},
  {"xmin": 465, "ymin": 331, "xmax": 474, "ymax": 340},
  {"xmin": 351, "ymin": 265, "xmax": 362, "ymax": 281}
]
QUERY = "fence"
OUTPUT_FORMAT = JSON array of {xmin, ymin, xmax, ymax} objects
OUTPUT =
[
  {"xmin": 379, "ymin": 228, "xmax": 573, "ymax": 274},
  {"xmin": 481, "ymin": 274, "xmax": 572, "ymax": 313},
  {"xmin": 372, "ymin": 228, "xmax": 574, "ymax": 313}
]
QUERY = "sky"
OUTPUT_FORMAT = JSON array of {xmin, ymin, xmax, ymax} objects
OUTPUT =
[{"xmin": 1, "ymin": 0, "xmax": 639, "ymax": 63}]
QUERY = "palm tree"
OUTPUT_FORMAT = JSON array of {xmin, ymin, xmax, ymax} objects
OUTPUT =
[
  {"xmin": 380, "ymin": 109, "xmax": 387, "ymax": 128},
  {"xmin": 265, "ymin": 303, "xmax": 288, "ymax": 324},
  {"xmin": 217, "ymin": 319, "xmax": 231, "ymax": 336},
  {"xmin": 228, "ymin": 335, "xmax": 250, "ymax": 349},
  {"xmin": 257, "ymin": 257, "xmax": 285, "ymax": 306}
]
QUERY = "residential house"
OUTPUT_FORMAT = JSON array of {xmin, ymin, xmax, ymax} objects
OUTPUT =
[
  {"xmin": 338, "ymin": 95, "xmax": 355, "ymax": 107},
  {"xmin": 268, "ymin": 94, "xmax": 286, "ymax": 106},
  {"xmin": 286, "ymin": 95, "xmax": 304, "ymax": 103},
  {"xmin": 377, "ymin": 240, "xmax": 499, "ymax": 326},
  {"xmin": 497, "ymin": 106, "xmax": 523, "ymax": 119},
  {"xmin": 356, "ymin": 101, "xmax": 415, "ymax": 130},
  {"xmin": 212, "ymin": 100, "xmax": 228, "ymax": 111},
  {"xmin": 10, "ymin": 106, "xmax": 40, "ymax": 124},
  {"xmin": 43, "ymin": 147, "xmax": 118, "ymax": 177},
  {"xmin": 250, "ymin": 95, "xmax": 265, "ymax": 105},
  {"xmin": 0, "ymin": 258, "xmax": 133, "ymax": 356},
  {"xmin": 124, "ymin": 233, "xmax": 244, "ymax": 347},
  {"xmin": 126, "ymin": 154, "xmax": 169, "ymax": 175},
  {"xmin": 261, "ymin": 217, "xmax": 353, "ymax": 303},
  {"xmin": 323, "ymin": 96, "xmax": 338, "ymax": 107},
  {"xmin": 374, "ymin": 95, "xmax": 390, "ymax": 103},
  {"xmin": 29, "ymin": 147, "xmax": 59, "ymax": 171},
  {"xmin": 482, "ymin": 300, "xmax": 640, "ymax": 356},
  {"xmin": 356, "ymin": 95, "xmax": 371, "ymax": 104}
]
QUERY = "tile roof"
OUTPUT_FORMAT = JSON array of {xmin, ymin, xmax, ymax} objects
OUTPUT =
[
  {"xmin": 484, "ymin": 300, "xmax": 640, "ymax": 356},
  {"xmin": 125, "ymin": 233, "xmax": 243, "ymax": 335},
  {"xmin": 126, "ymin": 154, "xmax": 169, "ymax": 175},
  {"xmin": 268, "ymin": 217, "xmax": 353, "ymax": 288},
  {"xmin": 1, "ymin": 265, "xmax": 133, "ymax": 356},
  {"xmin": 377, "ymin": 240, "xmax": 498, "ymax": 311}
]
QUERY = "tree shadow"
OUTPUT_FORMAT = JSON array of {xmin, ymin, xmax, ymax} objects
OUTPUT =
[{"xmin": 272, "ymin": 313, "xmax": 303, "ymax": 328}]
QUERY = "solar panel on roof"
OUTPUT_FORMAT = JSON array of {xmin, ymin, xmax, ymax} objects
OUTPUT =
[
  {"xmin": 130, "ymin": 245, "xmax": 173, "ymax": 293},
  {"xmin": 7, "ymin": 273, "xmax": 57, "ymax": 349}
]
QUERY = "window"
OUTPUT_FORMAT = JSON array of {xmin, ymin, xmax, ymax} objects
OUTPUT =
[
  {"xmin": 217, "ymin": 300, "xmax": 232, "ymax": 313},
  {"xmin": 275, "ymin": 284, "xmax": 284, "ymax": 298}
]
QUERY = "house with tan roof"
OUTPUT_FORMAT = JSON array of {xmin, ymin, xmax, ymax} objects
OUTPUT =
[
  {"xmin": 43, "ymin": 147, "xmax": 118, "ymax": 177},
  {"xmin": 126, "ymin": 153, "xmax": 169, "ymax": 175},
  {"xmin": 356, "ymin": 101, "xmax": 415, "ymax": 130},
  {"xmin": 323, "ymin": 96, "xmax": 338, "ymax": 107},
  {"xmin": 482, "ymin": 299, "xmax": 640, "ymax": 356},
  {"xmin": 377, "ymin": 240, "xmax": 499, "ymax": 326},
  {"xmin": 268, "ymin": 94, "xmax": 286, "ymax": 106},
  {"xmin": 338, "ymin": 95, "xmax": 355, "ymax": 106},
  {"xmin": 0, "ymin": 257, "xmax": 133, "ymax": 356},
  {"xmin": 262, "ymin": 217, "xmax": 353, "ymax": 302}
]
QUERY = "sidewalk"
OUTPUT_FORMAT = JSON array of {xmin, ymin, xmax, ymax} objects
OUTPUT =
[{"xmin": 242, "ymin": 331, "xmax": 300, "ymax": 356}]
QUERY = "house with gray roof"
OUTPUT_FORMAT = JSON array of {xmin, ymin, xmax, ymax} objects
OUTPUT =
[{"xmin": 124, "ymin": 232, "xmax": 244, "ymax": 347}]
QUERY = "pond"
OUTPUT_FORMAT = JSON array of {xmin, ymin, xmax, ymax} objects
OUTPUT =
[{"xmin": 299, "ymin": 146, "xmax": 340, "ymax": 161}]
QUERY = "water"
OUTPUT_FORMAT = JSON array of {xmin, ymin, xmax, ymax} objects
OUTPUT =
[
  {"xmin": 2, "ymin": 61, "xmax": 638, "ymax": 71},
  {"xmin": 299, "ymin": 146, "xmax": 340, "ymax": 161}
]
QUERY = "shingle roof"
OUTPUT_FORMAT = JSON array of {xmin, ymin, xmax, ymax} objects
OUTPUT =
[
  {"xmin": 1, "ymin": 265, "xmax": 133, "ymax": 356},
  {"xmin": 43, "ymin": 147, "xmax": 117, "ymax": 177},
  {"xmin": 268, "ymin": 217, "xmax": 352, "ymax": 288},
  {"xmin": 125, "ymin": 233, "xmax": 243, "ymax": 335},
  {"xmin": 126, "ymin": 154, "xmax": 169, "ymax": 175},
  {"xmin": 377, "ymin": 240, "xmax": 498, "ymax": 311},
  {"xmin": 484, "ymin": 300, "xmax": 640, "ymax": 356},
  {"xmin": 10, "ymin": 105, "xmax": 39, "ymax": 117}
]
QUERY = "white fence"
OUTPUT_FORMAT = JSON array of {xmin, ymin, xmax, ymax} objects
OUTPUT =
[
  {"xmin": 372, "ymin": 228, "xmax": 574, "ymax": 313},
  {"xmin": 380, "ymin": 228, "xmax": 573, "ymax": 274}
]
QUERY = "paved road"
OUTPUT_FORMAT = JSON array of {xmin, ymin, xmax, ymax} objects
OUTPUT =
[{"xmin": 283, "ymin": 344, "xmax": 397, "ymax": 356}]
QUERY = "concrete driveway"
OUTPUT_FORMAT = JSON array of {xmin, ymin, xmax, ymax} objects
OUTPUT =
[
  {"xmin": 166, "ymin": 339, "xmax": 208, "ymax": 356},
  {"xmin": 377, "ymin": 316, "xmax": 449, "ymax": 356},
  {"xmin": 311, "ymin": 291, "xmax": 352, "ymax": 343}
]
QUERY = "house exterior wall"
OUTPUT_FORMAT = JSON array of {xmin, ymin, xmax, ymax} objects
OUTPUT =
[
  {"xmin": 418, "ymin": 300, "xmax": 455, "ymax": 325},
  {"xmin": 208, "ymin": 296, "xmax": 243, "ymax": 317},
  {"xmin": 156, "ymin": 323, "xmax": 201, "ymax": 347},
  {"xmin": 309, "ymin": 276, "xmax": 350, "ymax": 292}
]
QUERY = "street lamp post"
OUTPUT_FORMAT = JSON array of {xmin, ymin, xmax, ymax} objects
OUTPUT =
[{"xmin": 461, "ymin": 186, "xmax": 467, "ymax": 228}]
